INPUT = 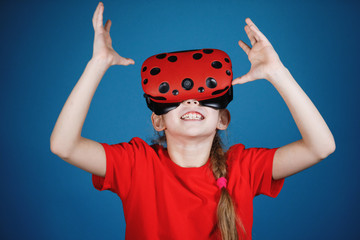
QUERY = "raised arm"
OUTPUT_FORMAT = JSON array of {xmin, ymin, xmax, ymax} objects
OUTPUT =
[
  {"xmin": 233, "ymin": 18, "xmax": 335, "ymax": 180},
  {"xmin": 50, "ymin": 2, "xmax": 134, "ymax": 177}
]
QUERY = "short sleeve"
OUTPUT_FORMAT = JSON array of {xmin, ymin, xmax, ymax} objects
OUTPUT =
[
  {"xmin": 245, "ymin": 147, "xmax": 285, "ymax": 198},
  {"xmin": 92, "ymin": 137, "xmax": 146, "ymax": 200}
]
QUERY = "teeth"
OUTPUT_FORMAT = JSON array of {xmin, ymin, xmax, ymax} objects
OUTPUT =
[{"xmin": 181, "ymin": 113, "xmax": 203, "ymax": 120}]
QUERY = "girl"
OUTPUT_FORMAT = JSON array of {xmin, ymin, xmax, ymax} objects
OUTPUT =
[{"xmin": 50, "ymin": 2, "xmax": 335, "ymax": 240}]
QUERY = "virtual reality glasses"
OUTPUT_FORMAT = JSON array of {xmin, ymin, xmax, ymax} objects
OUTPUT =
[{"xmin": 141, "ymin": 49, "xmax": 233, "ymax": 115}]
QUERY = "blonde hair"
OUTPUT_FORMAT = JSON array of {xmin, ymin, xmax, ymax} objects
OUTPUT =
[
  {"xmin": 152, "ymin": 130, "xmax": 245, "ymax": 240},
  {"xmin": 210, "ymin": 131, "xmax": 245, "ymax": 240}
]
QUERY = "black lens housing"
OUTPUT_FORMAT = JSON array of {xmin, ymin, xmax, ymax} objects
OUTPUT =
[{"xmin": 144, "ymin": 85, "xmax": 233, "ymax": 115}]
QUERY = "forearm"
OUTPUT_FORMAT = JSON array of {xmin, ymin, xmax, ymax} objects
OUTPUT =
[
  {"xmin": 50, "ymin": 57, "xmax": 110, "ymax": 156},
  {"xmin": 268, "ymin": 66, "xmax": 335, "ymax": 158}
]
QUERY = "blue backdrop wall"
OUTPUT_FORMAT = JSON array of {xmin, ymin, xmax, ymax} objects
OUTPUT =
[{"xmin": 1, "ymin": 0, "xmax": 359, "ymax": 239}]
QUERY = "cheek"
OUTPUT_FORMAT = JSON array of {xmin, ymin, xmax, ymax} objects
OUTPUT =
[
  {"xmin": 162, "ymin": 112, "xmax": 179, "ymax": 126},
  {"xmin": 210, "ymin": 117, "xmax": 221, "ymax": 127},
  {"xmin": 207, "ymin": 109, "xmax": 220, "ymax": 120}
]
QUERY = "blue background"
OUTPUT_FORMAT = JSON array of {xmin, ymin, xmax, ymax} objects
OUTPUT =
[{"xmin": 1, "ymin": 0, "xmax": 359, "ymax": 239}]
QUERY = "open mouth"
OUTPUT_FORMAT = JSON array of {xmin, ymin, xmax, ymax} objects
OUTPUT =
[{"xmin": 180, "ymin": 111, "xmax": 205, "ymax": 120}]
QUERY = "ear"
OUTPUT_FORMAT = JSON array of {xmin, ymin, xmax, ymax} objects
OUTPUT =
[
  {"xmin": 151, "ymin": 113, "xmax": 166, "ymax": 131},
  {"xmin": 217, "ymin": 109, "xmax": 231, "ymax": 130}
]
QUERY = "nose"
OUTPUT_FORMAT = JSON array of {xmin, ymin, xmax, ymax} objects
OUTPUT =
[{"xmin": 183, "ymin": 99, "xmax": 199, "ymax": 106}]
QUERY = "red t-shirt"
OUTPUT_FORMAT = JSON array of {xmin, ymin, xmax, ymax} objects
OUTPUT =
[{"xmin": 92, "ymin": 137, "xmax": 284, "ymax": 240}]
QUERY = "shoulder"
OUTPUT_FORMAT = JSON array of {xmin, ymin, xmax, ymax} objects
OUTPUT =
[
  {"xmin": 110, "ymin": 137, "xmax": 150, "ymax": 148},
  {"xmin": 226, "ymin": 143, "xmax": 246, "ymax": 157},
  {"xmin": 225, "ymin": 143, "xmax": 247, "ymax": 167},
  {"xmin": 102, "ymin": 137, "xmax": 155, "ymax": 155},
  {"xmin": 226, "ymin": 142, "xmax": 275, "ymax": 157},
  {"xmin": 226, "ymin": 143, "xmax": 275, "ymax": 165},
  {"xmin": 128, "ymin": 137, "xmax": 149, "ymax": 147},
  {"xmin": 129, "ymin": 137, "xmax": 165, "ymax": 156}
]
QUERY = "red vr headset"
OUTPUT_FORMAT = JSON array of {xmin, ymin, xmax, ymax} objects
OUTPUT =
[{"xmin": 141, "ymin": 49, "xmax": 233, "ymax": 115}]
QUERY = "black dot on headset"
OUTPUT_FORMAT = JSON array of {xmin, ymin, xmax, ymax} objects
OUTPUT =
[
  {"xmin": 143, "ymin": 79, "xmax": 148, "ymax": 84},
  {"xmin": 211, "ymin": 61, "xmax": 222, "ymax": 69},
  {"xmin": 150, "ymin": 67, "xmax": 161, "ymax": 75},
  {"xmin": 206, "ymin": 77, "xmax": 217, "ymax": 88},
  {"xmin": 226, "ymin": 70, "xmax": 231, "ymax": 76},
  {"xmin": 168, "ymin": 56, "xmax": 178, "ymax": 62},
  {"xmin": 203, "ymin": 49, "xmax": 214, "ymax": 54},
  {"xmin": 159, "ymin": 82, "xmax": 170, "ymax": 93},
  {"xmin": 172, "ymin": 90, "xmax": 179, "ymax": 96},
  {"xmin": 142, "ymin": 66, "xmax": 147, "ymax": 72},
  {"xmin": 156, "ymin": 53, "xmax": 167, "ymax": 59},
  {"xmin": 182, "ymin": 78, "xmax": 194, "ymax": 90},
  {"xmin": 224, "ymin": 58, "xmax": 230, "ymax": 63},
  {"xmin": 198, "ymin": 87, "xmax": 205, "ymax": 93},
  {"xmin": 193, "ymin": 53, "xmax": 203, "ymax": 60}
]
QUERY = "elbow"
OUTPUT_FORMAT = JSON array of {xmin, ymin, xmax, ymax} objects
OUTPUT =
[
  {"xmin": 50, "ymin": 135, "xmax": 60, "ymax": 154},
  {"xmin": 50, "ymin": 139, "xmax": 70, "ymax": 159},
  {"xmin": 317, "ymin": 139, "xmax": 336, "ymax": 160},
  {"xmin": 50, "ymin": 134, "xmax": 80, "ymax": 159},
  {"xmin": 50, "ymin": 134, "xmax": 61, "ymax": 155},
  {"xmin": 50, "ymin": 142, "xmax": 65, "ymax": 158}
]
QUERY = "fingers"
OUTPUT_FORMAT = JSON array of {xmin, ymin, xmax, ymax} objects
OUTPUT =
[
  {"xmin": 244, "ymin": 24, "xmax": 258, "ymax": 46},
  {"xmin": 98, "ymin": 3, "xmax": 104, "ymax": 28},
  {"xmin": 245, "ymin": 18, "xmax": 260, "ymax": 32},
  {"xmin": 92, "ymin": 2, "xmax": 104, "ymax": 31},
  {"xmin": 238, "ymin": 40, "xmax": 251, "ymax": 55},
  {"xmin": 245, "ymin": 18, "xmax": 269, "ymax": 44},
  {"xmin": 93, "ymin": 3, "xmax": 113, "ymax": 34},
  {"xmin": 92, "ymin": 3, "xmax": 101, "ymax": 27},
  {"xmin": 105, "ymin": 19, "xmax": 112, "ymax": 32}
]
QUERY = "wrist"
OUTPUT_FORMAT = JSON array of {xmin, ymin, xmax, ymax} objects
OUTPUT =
[
  {"xmin": 266, "ymin": 63, "xmax": 290, "ymax": 84},
  {"xmin": 90, "ymin": 55, "xmax": 112, "ymax": 69}
]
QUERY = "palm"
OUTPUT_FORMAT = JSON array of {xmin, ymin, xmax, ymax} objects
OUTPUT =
[
  {"xmin": 248, "ymin": 44, "xmax": 280, "ymax": 79},
  {"xmin": 93, "ymin": 28, "xmax": 118, "ymax": 61}
]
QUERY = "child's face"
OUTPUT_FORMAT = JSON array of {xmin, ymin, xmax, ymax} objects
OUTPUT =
[{"xmin": 151, "ymin": 99, "xmax": 230, "ymax": 139}]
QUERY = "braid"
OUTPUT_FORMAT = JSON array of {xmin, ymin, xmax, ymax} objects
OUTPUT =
[{"xmin": 210, "ymin": 131, "xmax": 245, "ymax": 240}]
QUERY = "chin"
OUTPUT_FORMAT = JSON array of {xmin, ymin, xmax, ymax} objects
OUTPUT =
[{"xmin": 168, "ymin": 127, "xmax": 216, "ymax": 139}]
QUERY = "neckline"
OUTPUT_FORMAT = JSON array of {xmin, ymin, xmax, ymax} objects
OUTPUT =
[{"xmin": 156, "ymin": 145, "xmax": 211, "ymax": 175}]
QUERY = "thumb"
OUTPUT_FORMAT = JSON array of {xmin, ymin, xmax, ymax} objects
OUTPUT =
[
  {"xmin": 120, "ymin": 57, "xmax": 135, "ymax": 66},
  {"xmin": 232, "ymin": 73, "xmax": 253, "ymax": 85}
]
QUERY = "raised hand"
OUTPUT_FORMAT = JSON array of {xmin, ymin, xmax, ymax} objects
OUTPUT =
[
  {"xmin": 232, "ymin": 18, "xmax": 284, "ymax": 85},
  {"xmin": 92, "ymin": 2, "xmax": 134, "ymax": 66}
]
